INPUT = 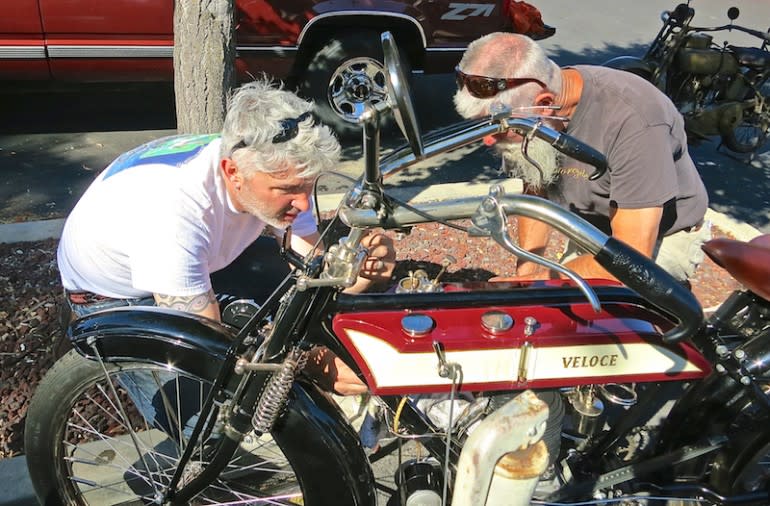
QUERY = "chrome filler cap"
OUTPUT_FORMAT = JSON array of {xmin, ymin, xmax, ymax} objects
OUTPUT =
[{"xmin": 481, "ymin": 310, "xmax": 514, "ymax": 335}]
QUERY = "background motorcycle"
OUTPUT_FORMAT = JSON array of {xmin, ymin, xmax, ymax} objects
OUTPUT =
[
  {"xmin": 605, "ymin": 2, "xmax": 770, "ymax": 156},
  {"xmin": 23, "ymin": 32, "xmax": 770, "ymax": 505}
]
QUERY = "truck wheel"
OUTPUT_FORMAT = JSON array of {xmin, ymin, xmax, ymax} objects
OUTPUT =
[{"xmin": 299, "ymin": 31, "xmax": 397, "ymax": 139}]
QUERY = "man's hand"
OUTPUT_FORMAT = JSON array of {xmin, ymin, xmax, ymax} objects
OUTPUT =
[
  {"xmin": 305, "ymin": 346, "xmax": 368, "ymax": 395},
  {"xmin": 347, "ymin": 232, "xmax": 396, "ymax": 294}
]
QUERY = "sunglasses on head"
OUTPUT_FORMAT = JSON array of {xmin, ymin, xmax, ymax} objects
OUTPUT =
[
  {"xmin": 455, "ymin": 67, "xmax": 547, "ymax": 99},
  {"xmin": 233, "ymin": 111, "xmax": 313, "ymax": 152},
  {"xmin": 272, "ymin": 111, "xmax": 313, "ymax": 144}
]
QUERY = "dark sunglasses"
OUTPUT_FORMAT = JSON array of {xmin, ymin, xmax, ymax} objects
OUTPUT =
[
  {"xmin": 455, "ymin": 67, "xmax": 547, "ymax": 99},
  {"xmin": 233, "ymin": 111, "xmax": 313, "ymax": 151}
]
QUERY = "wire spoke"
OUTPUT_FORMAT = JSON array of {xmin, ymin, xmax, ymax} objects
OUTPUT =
[{"xmin": 57, "ymin": 363, "xmax": 303, "ymax": 504}]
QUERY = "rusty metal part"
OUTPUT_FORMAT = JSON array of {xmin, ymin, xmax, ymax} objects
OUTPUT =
[{"xmin": 452, "ymin": 389, "xmax": 549, "ymax": 506}]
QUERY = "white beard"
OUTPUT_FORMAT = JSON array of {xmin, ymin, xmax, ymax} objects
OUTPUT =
[
  {"xmin": 453, "ymin": 88, "xmax": 489, "ymax": 119},
  {"xmin": 496, "ymin": 137, "xmax": 561, "ymax": 190}
]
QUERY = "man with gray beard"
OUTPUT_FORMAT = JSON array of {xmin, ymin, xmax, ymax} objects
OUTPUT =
[
  {"xmin": 454, "ymin": 33, "xmax": 710, "ymax": 285},
  {"xmin": 58, "ymin": 79, "xmax": 394, "ymax": 395}
]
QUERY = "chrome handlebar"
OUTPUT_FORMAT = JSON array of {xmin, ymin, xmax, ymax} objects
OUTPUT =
[
  {"xmin": 297, "ymin": 109, "xmax": 702, "ymax": 344},
  {"xmin": 375, "ymin": 113, "xmax": 607, "ymax": 186}
]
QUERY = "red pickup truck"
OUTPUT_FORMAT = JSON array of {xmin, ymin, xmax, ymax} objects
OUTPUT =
[{"xmin": 1, "ymin": 0, "xmax": 553, "ymax": 134}]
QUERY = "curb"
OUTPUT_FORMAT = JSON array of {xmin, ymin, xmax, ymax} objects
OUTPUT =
[
  {"xmin": 704, "ymin": 208, "xmax": 762, "ymax": 242},
  {"xmin": 0, "ymin": 219, "xmax": 65, "ymax": 244},
  {"xmin": 0, "ymin": 455, "xmax": 35, "ymax": 505}
]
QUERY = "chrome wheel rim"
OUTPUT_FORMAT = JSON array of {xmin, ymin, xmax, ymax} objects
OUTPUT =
[{"xmin": 328, "ymin": 57, "xmax": 388, "ymax": 124}]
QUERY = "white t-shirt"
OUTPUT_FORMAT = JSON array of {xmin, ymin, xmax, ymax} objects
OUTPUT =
[{"xmin": 58, "ymin": 135, "xmax": 317, "ymax": 299}]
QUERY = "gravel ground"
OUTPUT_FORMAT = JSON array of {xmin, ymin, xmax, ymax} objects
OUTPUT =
[{"xmin": 0, "ymin": 225, "xmax": 742, "ymax": 459}]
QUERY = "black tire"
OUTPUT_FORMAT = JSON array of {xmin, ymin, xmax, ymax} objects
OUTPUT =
[
  {"xmin": 24, "ymin": 350, "xmax": 339, "ymax": 505},
  {"xmin": 667, "ymin": 390, "xmax": 770, "ymax": 504},
  {"xmin": 722, "ymin": 77, "xmax": 770, "ymax": 154},
  {"xmin": 715, "ymin": 434, "xmax": 770, "ymax": 496},
  {"xmin": 298, "ymin": 31, "xmax": 397, "ymax": 139}
]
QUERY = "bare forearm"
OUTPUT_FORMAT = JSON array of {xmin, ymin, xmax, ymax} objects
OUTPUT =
[
  {"xmin": 154, "ymin": 289, "xmax": 221, "ymax": 321},
  {"xmin": 562, "ymin": 254, "xmax": 616, "ymax": 281},
  {"xmin": 516, "ymin": 216, "xmax": 551, "ymax": 276}
]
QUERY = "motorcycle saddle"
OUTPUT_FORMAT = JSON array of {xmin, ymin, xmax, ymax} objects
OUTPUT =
[
  {"xmin": 727, "ymin": 45, "xmax": 770, "ymax": 68},
  {"xmin": 702, "ymin": 234, "xmax": 770, "ymax": 301}
]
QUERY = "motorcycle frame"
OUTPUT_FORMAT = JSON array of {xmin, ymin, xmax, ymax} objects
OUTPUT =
[
  {"xmin": 67, "ymin": 277, "xmax": 770, "ymax": 503},
  {"xmin": 62, "ymin": 80, "xmax": 770, "ymax": 504}
]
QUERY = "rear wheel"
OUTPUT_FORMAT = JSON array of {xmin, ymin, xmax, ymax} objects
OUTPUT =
[
  {"xmin": 725, "ymin": 439, "xmax": 770, "ymax": 495},
  {"xmin": 722, "ymin": 77, "xmax": 770, "ymax": 153},
  {"xmin": 667, "ymin": 391, "xmax": 770, "ymax": 505},
  {"xmin": 25, "ymin": 350, "xmax": 305, "ymax": 504}
]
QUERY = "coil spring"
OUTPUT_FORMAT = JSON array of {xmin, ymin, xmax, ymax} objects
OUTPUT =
[{"xmin": 252, "ymin": 348, "xmax": 308, "ymax": 434}]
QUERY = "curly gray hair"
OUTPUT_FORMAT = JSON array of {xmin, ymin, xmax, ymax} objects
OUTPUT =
[
  {"xmin": 220, "ymin": 79, "xmax": 340, "ymax": 179},
  {"xmin": 454, "ymin": 32, "xmax": 562, "ymax": 119}
]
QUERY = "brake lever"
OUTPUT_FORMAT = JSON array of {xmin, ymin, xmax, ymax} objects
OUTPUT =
[{"xmin": 469, "ymin": 187, "xmax": 602, "ymax": 313}]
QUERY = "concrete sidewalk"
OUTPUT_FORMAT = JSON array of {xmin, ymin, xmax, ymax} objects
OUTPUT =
[{"xmin": 0, "ymin": 455, "xmax": 35, "ymax": 505}]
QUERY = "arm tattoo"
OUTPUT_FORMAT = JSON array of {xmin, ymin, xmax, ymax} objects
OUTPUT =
[{"xmin": 154, "ymin": 290, "xmax": 217, "ymax": 315}]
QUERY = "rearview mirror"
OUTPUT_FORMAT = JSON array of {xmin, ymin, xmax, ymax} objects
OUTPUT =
[{"xmin": 381, "ymin": 31, "xmax": 424, "ymax": 158}]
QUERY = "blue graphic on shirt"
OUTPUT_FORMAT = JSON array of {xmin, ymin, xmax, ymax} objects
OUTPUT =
[{"xmin": 103, "ymin": 134, "xmax": 220, "ymax": 179}]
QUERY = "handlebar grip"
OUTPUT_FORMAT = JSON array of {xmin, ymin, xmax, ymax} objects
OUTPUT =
[
  {"xmin": 594, "ymin": 237, "xmax": 703, "ymax": 344},
  {"xmin": 551, "ymin": 133, "xmax": 608, "ymax": 180}
]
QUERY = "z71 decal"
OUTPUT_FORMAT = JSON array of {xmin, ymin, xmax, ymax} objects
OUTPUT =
[{"xmin": 441, "ymin": 3, "xmax": 496, "ymax": 21}]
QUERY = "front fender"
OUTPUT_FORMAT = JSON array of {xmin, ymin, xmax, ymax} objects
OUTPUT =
[
  {"xmin": 603, "ymin": 55, "xmax": 654, "ymax": 80},
  {"xmin": 68, "ymin": 306, "xmax": 236, "ymax": 385},
  {"xmin": 280, "ymin": 384, "xmax": 377, "ymax": 505},
  {"xmin": 67, "ymin": 306, "xmax": 377, "ymax": 504}
]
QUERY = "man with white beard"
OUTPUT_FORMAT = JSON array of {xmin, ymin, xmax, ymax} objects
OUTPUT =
[{"xmin": 454, "ymin": 32, "xmax": 710, "ymax": 285}]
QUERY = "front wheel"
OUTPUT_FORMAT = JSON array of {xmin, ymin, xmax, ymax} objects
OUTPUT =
[
  {"xmin": 721, "ymin": 77, "xmax": 770, "ymax": 154},
  {"xmin": 25, "ymin": 349, "xmax": 371, "ymax": 505}
]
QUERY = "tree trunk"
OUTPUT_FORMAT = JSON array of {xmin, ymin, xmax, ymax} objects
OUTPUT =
[{"xmin": 173, "ymin": 0, "xmax": 236, "ymax": 134}]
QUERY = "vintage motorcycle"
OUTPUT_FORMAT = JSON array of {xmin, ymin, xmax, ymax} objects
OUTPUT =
[
  {"xmin": 605, "ymin": 2, "xmax": 770, "ymax": 155},
  {"xmin": 24, "ymin": 32, "xmax": 770, "ymax": 505}
]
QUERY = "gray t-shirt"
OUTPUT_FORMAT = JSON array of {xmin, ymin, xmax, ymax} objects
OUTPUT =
[{"xmin": 548, "ymin": 65, "xmax": 708, "ymax": 236}]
